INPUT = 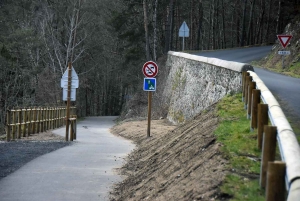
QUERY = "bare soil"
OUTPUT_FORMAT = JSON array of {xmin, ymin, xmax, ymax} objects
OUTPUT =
[{"xmin": 110, "ymin": 105, "xmax": 229, "ymax": 201}]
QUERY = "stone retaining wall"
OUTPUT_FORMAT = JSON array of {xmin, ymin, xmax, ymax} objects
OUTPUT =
[{"xmin": 164, "ymin": 51, "xmax": 254, "ymax": 124}]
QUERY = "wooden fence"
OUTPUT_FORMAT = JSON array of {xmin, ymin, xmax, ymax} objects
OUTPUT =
[
  {"xmin": 242, "ymin": 71, "xmax": 300, "ymax": 201},
  {"xmin": 5, "ymin": 107, "xmax": 76, "ymax": 141}
]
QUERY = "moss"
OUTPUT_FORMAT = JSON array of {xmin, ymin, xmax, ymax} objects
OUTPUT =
[{"xmin": 172, "ymin": 67, "xmax": 186, "ymax": 91}]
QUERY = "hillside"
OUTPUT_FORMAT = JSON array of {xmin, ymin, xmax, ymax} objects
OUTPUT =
[
  {"xmin": 110, "ymin": 93, "xmax": 264, "ymax": 201},
  {"xmin": 258, "ymin": 15, "xmax": 300, "ymax": 77},
  {"xmin": 110, "ymin": 104, "xmax": 228, "ymax": 201}
]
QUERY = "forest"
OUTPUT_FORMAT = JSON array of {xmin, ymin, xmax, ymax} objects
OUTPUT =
[{"xmin": 0, "ymin": 0, "xmax": 299, "ymax": 133}]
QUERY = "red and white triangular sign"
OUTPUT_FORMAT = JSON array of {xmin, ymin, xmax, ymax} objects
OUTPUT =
[{"xmin": 277, "ymin": 35, "xmax": 292, "ymax": 48}]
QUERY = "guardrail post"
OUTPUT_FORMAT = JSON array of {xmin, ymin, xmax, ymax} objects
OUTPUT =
[
  {"xmin": 260, "ymin": 125, "xmax": 277, "ymax": 188},
  {"xmin": 257, "ymin": 104, "xmax": 268, "ymax": 149},
  {"xmin": 266, "ymin": 161, "xmax": 286, "ymax": 201},
  {"xmin": 242, "ymin": 71, "xmax": 249, "ymax": 101},
  {"xmin": 244, "ymin": 75, "xmax": 252, "ymax": 109},
  {"xmin": 247, "ymin": 81, "xmax": 256, "ymax": 119},
  {"xmin": 6, "ymin": 110, "xmax": 11, "ymax": 141},
  {"xmin": 251, "ymin": 89, "xmax": 261, "ymax": 130}
]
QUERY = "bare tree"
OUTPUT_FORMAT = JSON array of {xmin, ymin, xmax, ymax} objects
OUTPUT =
[
  {"xmin": 143, "ymin": 0, "xmax": 151, "ymax": 60},
  {"xmin": 240, "ymin": 0, "xmax": 248, "ymax": 47}
]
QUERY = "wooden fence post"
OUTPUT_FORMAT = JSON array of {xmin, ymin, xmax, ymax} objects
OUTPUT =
[
  {"xmin": 244, "ymin": 76, "xmax": 252, "ymax": 109},
  {"xmin": 32, "ymin": 108, "xmax": 37, "ymax": 134},
  {"xmin": 36, "ymin": 107, "xmax": 41, "ymax": 133},
  {"xmin": 55, "ymin": 108, "xmax": 58, "ymax": 128},
  {"xmin": 51, "ymin": 108, "xmax": 54, "ymax": 129},
  {"xmin": 242, "ymin": 72, "xmax": 250, "ymax": 101},
  {"xmin": 251, "ymin": 89, "xmax": 261, "ymax": 130},
  {"xmin": 70, "ymin": 119, "xmax": 74, "ymax": 141},
  {"xmin": 74, "ymin": 117, "xmax": 77, "ymax": 140},
  {"xmin": 22, "ymin": 109, "xmax": 26, "ymax": 137},
  {"xmin": 18, "ymin": 109, "xmax": 21, "ymax": 138},
  {"xmin": 12, "ymin": 109, "xmax": 16, "ymax": 140},
  {"xmin": 44, "ymin": 108, "xmax": 47, "ymax": 131},
  {"xmin": 257, "ymin": 104, "xmax": 269, "ymax": 149},
  {"xmin": 266, "ymin": 161, "xmax": 286, "ymax": 201},
  {"xmin": 260, "ymin": 125, "xmax": 277, "ymax": 188},
  {"xmin": 40, "ymin": 108, "xmax": 44, "ymax": 132},
  {"xmin": 6, "ymin": 110, "xmax": 11, "ymax": 141},
  {"xmin": 247, "ymin": 81, "xmax": 256, "ymax": 119},
  {"xmin": 27, "ymin": 108, "xmax": 32, "ymax": 135}
]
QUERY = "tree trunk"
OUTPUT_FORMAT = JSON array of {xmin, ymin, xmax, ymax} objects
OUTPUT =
[
  {"xmin": 196, "ymin": 0, "xmax": 203, "ymax": 50},
  {"xmin": 265, "ymin": 0, "xmax": 272, "ymax": 43},
  {"xmin": 276, "ymin": 0, "xmax": 282, "ymax": 34},
  {"xmin": 164, "ymin": 0, "xmax": 174, "ymax": 53},
  {"xmin": 240, "ymin": 0, "xmax": 248, "ymax": 47},
  {"xmin": 153, "ymin": 0, "xmax": 158, "ymax": 61},
  {"xmin": 211, "ymin": 0, "xmax": 215, "ymax": 50},
  {"xmin": 221, "ymin": 0, "xmax": 226, "ymax": 48},
  {"xmin": 208, "ymin": 1, "xmax": 212, "ymax": 49},
  {"xmin": 247, "ymin": 0, "xmax": 255, "ymax": 45},
  {"xmin": 255, "ymin": 0, "xmax": 265, "ymax": 44},
  {"xmin": 143, "ymin": 0, "xmax": 151, "ymax": 60}
]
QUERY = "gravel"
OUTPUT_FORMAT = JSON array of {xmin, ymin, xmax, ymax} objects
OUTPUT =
[{"xmin": 0, "ymin": 140, "xmax": 73, "ymax": 179}]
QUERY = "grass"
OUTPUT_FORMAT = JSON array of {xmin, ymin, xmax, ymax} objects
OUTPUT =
[
  {"xmin": 215, "ymin": 93, "xmax": 265, "ymax": 200},
  {"xmin": 251, "ymin": 59, "xmax": 300, "ymax": 78}
]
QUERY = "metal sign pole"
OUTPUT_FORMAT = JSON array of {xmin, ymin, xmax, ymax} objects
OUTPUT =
[
  {"xmin": 182, "ymin": 31, "xmax": 184, "ymax": 51},
  {"xmin": 65, "ymin": 62, "xmax": 72, "ymax": 141},
  {"xmin": 147, "ymin": 91, "xmax": 152, "ymax": 137}
]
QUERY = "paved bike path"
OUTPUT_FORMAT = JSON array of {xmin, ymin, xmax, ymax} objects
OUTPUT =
[{"xmin": 0, "ymin": 116, "xmax": 134, "ymax": 201}]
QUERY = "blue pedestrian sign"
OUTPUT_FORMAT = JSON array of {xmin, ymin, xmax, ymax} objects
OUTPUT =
[{"xmin": 143, "ymin": 78, "xmax": 156, "ymax": 91}]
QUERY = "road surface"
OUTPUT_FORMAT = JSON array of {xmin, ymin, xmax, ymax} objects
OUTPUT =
[
  {"xmin": 193, "ymin": 46, "xmax": 300, "ymax": 132},
  {"xmin": 0, "ymin": 117, "xmax": 134, "ymax": 201}
]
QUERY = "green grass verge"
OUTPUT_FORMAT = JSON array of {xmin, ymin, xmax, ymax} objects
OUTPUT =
[{"xmin": 215, "ymin": 93, "xmax": 265, "ymax": 200}]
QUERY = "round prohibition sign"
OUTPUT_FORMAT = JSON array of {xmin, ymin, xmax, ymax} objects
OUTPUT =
[{"xmin": 142, "ymin": 61, "xmax": 158, "ymax": 78}]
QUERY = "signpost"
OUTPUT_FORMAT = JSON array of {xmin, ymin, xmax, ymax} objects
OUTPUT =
[
  {"xmin": 143, "ymin": 78, "xmax": 156, "ymax": 91},
  {"xmin": 142, "ymin": 61, "xmax": 158, "ymax": 137},
  {"xmin": 277, "ymin": 35, "xmax": 292, "ymax": 48},
  {"xmin": 179, "ymin": 21, "xmax": 189, "ymax": 51},
  {"xmin": 61, "ymin": 63, "xmax": 79, "ymax": 141},
  {"xmin": 277, "ymin": 35, "xmax": 292, "ymax": 68},
  {"xmin": 278, "ymin": 51, "xmax": 291, "ymax": 55},
  {"xmin": 143, "ymin": 61, "xmax": 158, "ymax": 78},
  {"xmin": 61, "ymin": 67, "xmax": 79, "ymax": 101}
]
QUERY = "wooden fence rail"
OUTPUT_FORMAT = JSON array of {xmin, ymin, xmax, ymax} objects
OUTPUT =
[
  {"xmin": 242, "ymin": 71, "xmax": 300, "ymax": 201},
  {"xmin": 5, "ymin": 106, "xmax": 76, "ymax": 141}
]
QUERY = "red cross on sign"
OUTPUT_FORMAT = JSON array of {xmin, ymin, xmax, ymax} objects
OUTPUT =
[
  {"xmin": 277, "ymin": 35, "xmax": 292, "ymax": 48},
  {"xmin": 142, "ymin": 61, "xmax": 158, "ymax": 78}
]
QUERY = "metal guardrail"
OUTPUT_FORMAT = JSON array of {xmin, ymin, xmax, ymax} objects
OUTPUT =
[{"xmin": 244, "ymin": 71, "xmax": 300, "ymax": 201}]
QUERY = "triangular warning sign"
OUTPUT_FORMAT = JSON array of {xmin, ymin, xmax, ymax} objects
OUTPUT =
[{"xmin": 277, "ymin": 35, "xmax": 292, "ymax": 48}]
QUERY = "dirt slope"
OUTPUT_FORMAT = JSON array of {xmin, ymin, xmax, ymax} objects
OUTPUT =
[{"xmin": 110, "ymin": 104, "xmax": 229, "ymax": 201}]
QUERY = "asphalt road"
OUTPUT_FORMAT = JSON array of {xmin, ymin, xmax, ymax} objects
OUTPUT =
[
  {"xmin": 193, "ymin": 46, "xmax": 300, "ymax": 131},
  {"xmin": 0, "ymin": 117, "xmax": 134, "ymax": 201}
]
